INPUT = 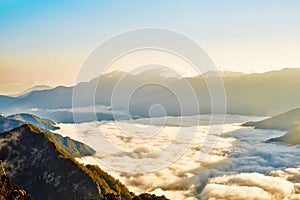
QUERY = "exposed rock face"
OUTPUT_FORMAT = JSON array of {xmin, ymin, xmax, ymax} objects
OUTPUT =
[{"xmin": 0, "ymin": 173, "xmax": 33, "ymax": 200}]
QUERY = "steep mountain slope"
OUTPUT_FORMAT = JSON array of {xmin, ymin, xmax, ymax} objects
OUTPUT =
[
  {"xmin": 0, "ymin": 124, "xmax": 167, "ymax": 200},
  {"xmin": 50, "ymin": 132, "xmax": 95, "ymax": 157},
  {"xmin": 0, "ymin": 160, "xmax": 33, "ymax": 200},
  {"xmin": 0, "ymin": 172, "xmax": 33, "ymax": 200},
  {"xmin": 0, "ymin": 114, "xmax": 94, "ymax": 157},
  {"xmin": 0, "ymin": 124, "xmax": 130, "ymax": 200}
]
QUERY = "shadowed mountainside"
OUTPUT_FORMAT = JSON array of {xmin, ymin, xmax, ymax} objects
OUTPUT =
[
  {"xmin": 0, "ymin": 172, "xmax": 33, "ymax": 200},
  {"xmin": 1, "ymin": 124, "xmax": 102, "ymax": 200},
  {"xmin": 0, "ymin": 124, "xmax": 167, "ymax": 200}
]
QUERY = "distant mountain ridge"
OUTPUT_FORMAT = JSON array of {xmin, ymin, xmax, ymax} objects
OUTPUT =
[
  {"xmin": 1, "ymin": 68, "xmax": 300, "ymax": 122},
  {"xmin": 13, "ymin": 85, "xmax": 52, "ymax": 97},
  {"xmin": 0, "ymin": 81, "xmax": 51, "ymax": 97},
  {"xmin": 202, "ymin": 70, "xmax": 244, "ymax": 78}
]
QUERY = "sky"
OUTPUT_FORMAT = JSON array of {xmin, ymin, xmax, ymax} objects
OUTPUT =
[{"xmin": 0, "ymin": 0, "xmax": 300, "ymax": 87}]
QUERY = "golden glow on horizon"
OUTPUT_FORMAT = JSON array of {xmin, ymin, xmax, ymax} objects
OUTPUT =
[
  {"xmin": 0, "ymin": 34, "xmax": 299, "ymax": 91},
  {"xmin": 0, "ymin": 53, "xmax": 84, "ymax": 87}
]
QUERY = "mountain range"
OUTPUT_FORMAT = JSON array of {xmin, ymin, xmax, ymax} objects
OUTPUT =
[
  {"xmin": 0, "ymin": 68, "xmax": 300, "ymax": 122},
  {"xmin": 1, "ymin": 68, "xmax": 299, "ymax": 123}
]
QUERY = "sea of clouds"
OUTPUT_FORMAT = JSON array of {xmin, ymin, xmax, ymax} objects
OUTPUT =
[{"xmin": 53, "ymin": 115, "xmax": 300, "ymax": 199}]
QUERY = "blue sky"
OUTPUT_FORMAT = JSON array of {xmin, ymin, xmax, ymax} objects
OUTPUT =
[{"xmin": 0, "ymin": 0, "xmax": 300, "ymax": 85}]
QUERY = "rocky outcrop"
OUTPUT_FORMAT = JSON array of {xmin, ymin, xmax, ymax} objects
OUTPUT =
[{"xmin": 0, "ymin": 173, "xmax": 33, "ymax": 200}]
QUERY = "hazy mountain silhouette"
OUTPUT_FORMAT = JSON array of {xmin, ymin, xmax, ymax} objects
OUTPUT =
[
  {"xmin": 202, "ymin": 70, "xmax": 244, "ymax": 78},
  {"xmin": 13, "ymin": 85, "xmax": 52, "ymax": 97},
  {"xmin": 1, "ymin": 68, "xmax": 300, "ymax": 122},
  {"xmin": 0, "ymin": 81, "xmax": 49, "ymax": 97}
]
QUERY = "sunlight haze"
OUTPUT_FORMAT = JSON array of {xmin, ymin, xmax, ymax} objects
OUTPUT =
[{"xmin": 1, "ymin": 0, "xmax": 300, "ymax": 88}]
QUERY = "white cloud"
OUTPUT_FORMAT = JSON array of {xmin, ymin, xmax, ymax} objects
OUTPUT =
[{"xmin": 54, "ymin": 115, "xmax": 300, "ymax": 199}]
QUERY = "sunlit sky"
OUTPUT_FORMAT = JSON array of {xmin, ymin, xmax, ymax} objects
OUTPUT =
[{"xmin": 0, "ymin": 0, "xmax": 300, "ymax": 87}]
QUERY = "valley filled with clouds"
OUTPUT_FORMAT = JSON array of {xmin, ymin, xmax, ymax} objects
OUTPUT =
[{"xmin": 53, "ymin": 115, "xmax": 300, "ymax": 199}]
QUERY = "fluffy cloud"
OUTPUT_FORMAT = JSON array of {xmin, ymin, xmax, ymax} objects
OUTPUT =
[
  {"xmin": 201, "ymin": 183, "xmax": 272, "ymax": 200},
  {"xmin": 54, "ymin": 115, "xmax": 300, "ymax": 199},
  {"xmin": 201, "ymin": 173, "xmax": 294, "ymax": 199},
  {"xmin": 201, "ymin": 168, "xmax": 300, "ymax": 200}
]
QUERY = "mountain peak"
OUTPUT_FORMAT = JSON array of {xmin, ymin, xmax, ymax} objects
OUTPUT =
[{"xmin": 135, "ymin": 66, "xmax": 182, "ymax": 79}]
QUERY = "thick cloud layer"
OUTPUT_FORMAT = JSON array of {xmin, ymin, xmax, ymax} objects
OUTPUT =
[{"xmin": 54, "ymin": 115, "xmax": 300, "ymax": 199}]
